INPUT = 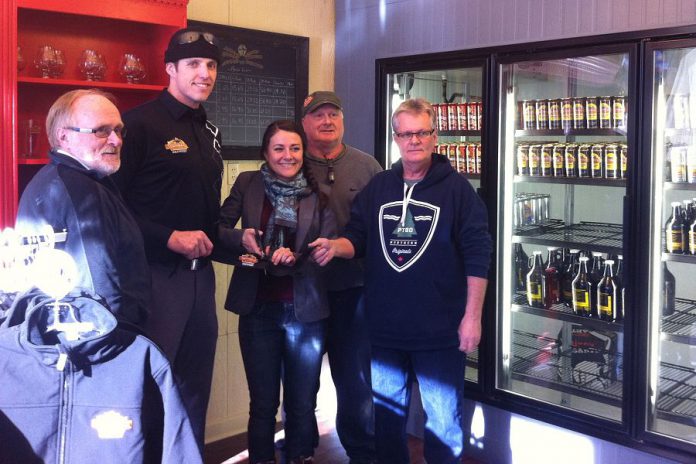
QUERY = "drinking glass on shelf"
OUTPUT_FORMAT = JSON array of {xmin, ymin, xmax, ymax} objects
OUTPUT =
[
  {"xmin": 50, "ymin": 48, "xmax": 65, "ymax": 78},
  {"xmin": 78, "ymin": 49, "xmax": 107, "ymax": 81},
  {"xmin": 34, "ymin": 45, "xmax": 56, "ymax": 78},
  {"xmin": 17, "ymin": 46, "xmax": 25, "ymax": 72},
  {"xmin": 23, "ymin": 119, "xmax": 41, "ymax": 158},
  {"xmin": 118, "ymin": 53, "xmax": 146, "ymax": 83}
]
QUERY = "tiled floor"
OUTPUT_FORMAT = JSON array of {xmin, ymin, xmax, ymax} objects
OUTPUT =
[{"xmin": 205, "ymin": 357, "xmax": 484, "ymax": 464}]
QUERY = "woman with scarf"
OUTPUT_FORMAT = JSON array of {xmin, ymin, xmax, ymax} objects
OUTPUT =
[{"xmin": 218, "ymin": 119, "xmax": 336, "ymax": 464}]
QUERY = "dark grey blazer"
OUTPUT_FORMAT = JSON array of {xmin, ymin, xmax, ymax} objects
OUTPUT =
[{"xmin": 218, "ymin": 170, "xmax": 337, "ymax": 322}]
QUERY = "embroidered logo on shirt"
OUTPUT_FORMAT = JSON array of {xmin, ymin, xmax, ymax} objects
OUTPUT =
[
  {"xmin": 379, "ymin": 199, "xmax": 439, "ymax": 273},
  {"xmin": 90, "ymin": 410, "xmax": 133, "ymax": 439},
  {"xmin": 164, "ymin": 137, "xmax": 189, "ymax": 154}
]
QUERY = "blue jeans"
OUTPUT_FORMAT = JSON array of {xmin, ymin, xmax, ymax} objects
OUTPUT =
[
  {"xmin": 371, "ymin": 345, "xmax": 466, "ymax": 464},
  {"xmin": 239, "ymin": 302, "xmax": 326, "ymax": 463},
  {"xmin": 326, "ymin": 288, "xmax": 376, "ymax": 463}
]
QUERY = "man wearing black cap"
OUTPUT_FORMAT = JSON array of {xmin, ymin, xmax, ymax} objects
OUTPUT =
[
  {"xmin": 302, "ymin": 91, "xmax": 381, "ymax": 464},
  {"xmin": 112, "ymin": 27, "xmax": 223, "ymax": 449}
]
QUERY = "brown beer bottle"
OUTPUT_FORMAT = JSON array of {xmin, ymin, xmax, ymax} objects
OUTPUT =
[
  {"xmin": 561, "ymin": 249, "xmax": 580, "ymax": 307},
  {"xmin": 513, "ymin": 243, "xmax": 529, "ymax": 292},
  {"xmin": 663, "ymin": 263, "xmax": 676, "ymax": 317},
  {"xmin": 544, "ymin": 247, "xmax": 561, "ymax": 308},
  {"xmin": 526, "ymin": 251, "xmax": 545, "ymax": 308},
  {"xmin": 597, "ymin": 259, "xmax": 617, "ymax": 322},
  {"xmin": 665, "ymin": 202, "xmax": 686, "ymax": 254},
  {"xmin": 572, "ymin": 256, "xmax": 592, "ymax": 317}
]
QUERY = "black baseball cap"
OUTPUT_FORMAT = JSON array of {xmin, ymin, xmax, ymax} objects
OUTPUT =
[
  {"xmin": 302, "ymin": 91, "xmax": 342, "ymax": 117},
  {"xmin": 164, "ymin": 27, "xmax": 221, "ymax": 64}
]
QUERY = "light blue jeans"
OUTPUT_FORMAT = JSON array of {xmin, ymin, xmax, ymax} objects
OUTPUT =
[{"xmin": 371, "ymin": 345, "xmax": 467, "ymax": 464}]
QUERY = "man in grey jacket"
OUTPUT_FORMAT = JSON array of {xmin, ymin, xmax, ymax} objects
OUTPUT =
[{"xmin": 302, "ymin": 91, "xmax": 382, "ymax": 464}]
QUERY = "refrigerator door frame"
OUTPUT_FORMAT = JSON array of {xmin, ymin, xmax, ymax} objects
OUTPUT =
[
  {"xmin": 637, "ymin": 37, "xmax": 696, "ymax": 456},
  {"xmin": 491, "ymin": 42, "xmax": 640, "ymax": 442}
]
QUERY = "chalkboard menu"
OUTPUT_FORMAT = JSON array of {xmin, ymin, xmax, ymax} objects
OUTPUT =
[{"xmin": 189, "ymin": 21, "xmax": 309, "ymax": 160}]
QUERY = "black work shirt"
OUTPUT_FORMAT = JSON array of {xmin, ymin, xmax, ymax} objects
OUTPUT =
[{"xmin": 113, "ymin": 90, "xmax": 223, "ymax": 266}]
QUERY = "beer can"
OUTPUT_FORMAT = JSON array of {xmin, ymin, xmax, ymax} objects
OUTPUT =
[
  {"xmin": 448, "ymin": 143, "xmax": 458, "ymax": 168},
  {"xmin": 529, "ymin": 144, "xmax": 541, "ymax": 176},
  {"xmin": 669, "ymin": 145, "xmax": 687, "ymax": 182},
  {"xmin": 613, "ymin": 96, "xmax": 626, "ymax": 129},
  {"xmin": 541, "ymin": 143, "xmax": 554, "ymax": 177},
  {"xmin": 591, "ymin": 144, "xmax": 604, "ymax": 178},
  {"xmin": 564, "ymin": 143, "xmax": 578, "ymax": 177},
  {"xmin": 573, "ymin": 97, "xmax": 586, "ymax": 129},
  {"xmin": 688, "ymin": 146, "xmax": 696, "ymax": 183},
  {"xmin": 536, "ymin": 99, "xmax": 549, "ymax": 130},
  {"xmin": 672, "ymin": 94, "xmax": 690, "ymax": 129},
  {"xmin": 467, "ymin": 143, "xmax": 477, "ymax": 174},
  {"xmin": 586, "ymin": 96, "xmax": 599, "ymax": 129},
  {"xmin": 447, "ymin": 104, "xmax": 458, "ymax": 132},
  {"xmin": 620, "ymin": 144, "xmax": 628, "ymax": 179},
  {"xmin": 577, "ymin": 144, "xmax": 591, "ymax": 177},
  {"xmin": 437, "ymin": 143, "xmax": 448, "ymax": 156},
  {"xmin": 516, "ymin": 143, "xmax": 530, "ymax": 175},
  {"xmin": 435, "ymin": 103, "xmax": 448, "ymax": 131},
  {"xmin": 457, "ymin": 143, "xmax": 468, "ymax": 173},
  {"xmin": 457, "ymin": 103, "xmax": 468, "ymax": 130},
  {"xmin": 599, "ymin": 96, "xmax": 612, "ymax": 129},
  {"xmin": 476, "ymin": 102, "xmax": 483, "ymax": 131},
  {"xmin": 468, "ymin": 102, "xmax": 479, "ymax": 131},
  {"xmin": 552, "ymin": 143, "xmax": 565, "ymax": 177},
  {"xmin": 476, "ymin": 143, "xmax": 482, "ymax": 174},
  {"xmin": 604, "ymin": 144, "xmax": 620, "ymax": 179},
  {"xmin": 561, "ymin": 98, "xmax": 573, "ymax": 130},
  {"xmin": 548, "ymin": 99, "xmax": 561, "ymax": 129},
  {"xmin": 522, "ymin": 100, "xmax": 536, "ymax": 130},
  {"xmin": 539, "ymin": 194, "xmax": 550, "ymax": 223}
]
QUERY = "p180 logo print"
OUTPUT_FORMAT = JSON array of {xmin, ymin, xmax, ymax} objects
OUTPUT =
[{"xmin": 379, "ymin": 199, "xmax": 439, "ymax": 272}]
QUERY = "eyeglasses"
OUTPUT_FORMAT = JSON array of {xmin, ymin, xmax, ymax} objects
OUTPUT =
[
  {"xmin": 175, "ymin": 31, "xmax": 217, "ymax": 46},
  {"xmin": 64, "ymin": 126, "xmax": 126, "ymax": 138},
  {"xmin": 393, "ymin": 129, "xmax": 435, "ymax": 141}
]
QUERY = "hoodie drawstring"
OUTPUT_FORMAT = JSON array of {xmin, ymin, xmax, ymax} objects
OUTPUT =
[{"xmin": 401, "ymin": 182, "xmax": 417, "ymax": 226}]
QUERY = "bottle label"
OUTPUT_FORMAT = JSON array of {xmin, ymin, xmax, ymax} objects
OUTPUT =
[
  {"xmin": 599, "ymin": 294, "xmax": 612, "ymax": 314},
  {"xmin": 529, "ymin": 282, "xmax": 542, "ymax": 301},
  {"xmin": 690, "ymin": 230, "xmax": 696, "ymax": 254},
  {"xmin": 574, "ymin": 289, "xmax": 589, "ymax": 308},
  {"xmin": 670, "ymin": 230, "xmax": 684, "ymax": 252}
]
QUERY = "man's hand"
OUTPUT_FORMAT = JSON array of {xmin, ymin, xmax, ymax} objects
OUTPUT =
[
  {"xmin": 167, "ymin": 230, "xmax": 213, "ymax": 260},
  {"xmin": 270, "ymin": 247, "xmax": 296, "ymax": 266},
  {"xmin": 458, "ymin": 316, "xmax": 481, "ymax": 354},
  {"xmin": 241, "ymin": 228, "xmax": 264, "ymax": 256},
  {"xmin": 308, "ymin": 238, "xmax": 336, "ymax": 266}
]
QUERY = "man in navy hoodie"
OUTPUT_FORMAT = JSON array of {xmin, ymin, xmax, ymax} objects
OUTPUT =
[{"xmin": 310, "ymin": 98, "xmax": 491, "ymax": 464}]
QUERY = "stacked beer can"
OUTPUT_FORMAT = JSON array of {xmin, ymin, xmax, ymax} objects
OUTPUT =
[
  {"xmin": 437, "ymin": 142, "xmax": 481, "ymax": 174},
  {"xmin": 513, "ymin": 193, "xmax": 551, "ymax": 227},
  {"xmin": 516, "ymin": 142, "xmax": 628, "ymax": 179},
  {"xmin": 520, "ymin": 96, "xmax": 626, "ymax": 131},
  {"xmin": 432, "ymin": 101, "xmax": 483, "ymax": 131}
]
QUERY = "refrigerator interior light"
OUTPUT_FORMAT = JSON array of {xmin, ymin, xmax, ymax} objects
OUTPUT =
[
  {"xmin": 647, "ymin": 75, "xmax": 667, "ymax": 408},
  {"xmin": 499, "ymin": 79, "xmax": 517, "ymax": 372}
]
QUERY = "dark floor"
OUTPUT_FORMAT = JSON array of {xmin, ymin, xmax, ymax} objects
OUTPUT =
[{"xmin": 204, "ymin": 359, "xmax": 485, "ymax": 464}]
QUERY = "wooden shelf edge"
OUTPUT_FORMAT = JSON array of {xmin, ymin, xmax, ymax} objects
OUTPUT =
[
  {"xmin": 18, "ymin": 76, "xmax": 165, "ymax": 91},
  {"xmin": 18, "ymin": 158, "xmax": 49, "ymax": 165}
]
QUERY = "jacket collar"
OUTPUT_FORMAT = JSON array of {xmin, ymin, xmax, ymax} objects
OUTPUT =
[{"xmin": 159, "ymin": 89, "xmax": 207, "ymax": 122}]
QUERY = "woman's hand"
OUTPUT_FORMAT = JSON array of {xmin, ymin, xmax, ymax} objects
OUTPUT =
[
  {"xmin": 308, "ymin": 238, "xmax": 336, "ymax": 266},
  {"xmin": 270, "ymin": 246, "xmax": 296, "ymax": 266},
  {"xmin": 241, "ymin": 228, "xmax": 264, "ymax": 256}
]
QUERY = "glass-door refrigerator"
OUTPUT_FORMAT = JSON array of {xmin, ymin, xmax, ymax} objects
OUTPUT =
[
  {"xmin": 376, "ymin": 57, "xmax": 489, "ymax": 384},
  {"xmin": 495, "ymin": 45, "xmax": 636, "ymax": 428},
  {"xmin": 641, "ymin": 39, "xmax": 696, "ymax": 453}
]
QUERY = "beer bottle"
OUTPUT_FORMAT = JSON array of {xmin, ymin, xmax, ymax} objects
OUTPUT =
[
  {"xmin": 545, "ymin": 247, "xmax": 561, "ymax": 308},
  {"xmin": 665, "ymin": 202, "xmax": 686, "ymax": 254},
  {"xmin": 614, "ymin": 255, "xmax": 624, "ymax": 321},
  {"xmin": 572, "ymin": 256, "xmax": 592, "ymax": 317},
  {"xmin": 589, "ymin": 252, "xmax": 604, "ymax": 317},
  {"xmin": 597, "ymin": 259, "xmax": 617, "ymax": 322},
  {"xmin": 663, "ymin": 263, "xmax": 676, "ymax": 317},
  {"xmin": 513, "ymin": 243, "xmax": 529, "ymax": 291},
  {"xmin": 689, "ymin": 212, "xmax": 696, "ymax": 255},
  {"xmin": 561, "ymin": 249, "xmax": 580, "ymax": 307},
  {"xmin": 526, "ymin": 251, "xmax": 545, "ymax": 308}
]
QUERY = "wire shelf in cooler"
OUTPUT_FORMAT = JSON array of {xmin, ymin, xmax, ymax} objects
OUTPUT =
[
  {"xmin": 514, "ymin": 175, "xmax": 626, "ymax": 187},
  {"xmin": 514, "ymin": 221, "xmax": 623, "ymax": 253},
  {"xmin": 511, "ymin": 292, "xmax": 624, "ymax": 332},
  {"xmin": 515, "ymin": 129, "xmax": 626, "ymax": 137},
  {"xmin": 661, "ymin": 298, "xmax": 696, "ymax": 344},
  {"xmin": 655, "ymin": 362, "xmax": 696, "ymax": 426},
  {"xmin": 663, "ymin": 252, "xmax": 696, "ymax": 264},
  {"xmin": 510, "ymin": 329, "xmax": 623, "ymax": 406}
]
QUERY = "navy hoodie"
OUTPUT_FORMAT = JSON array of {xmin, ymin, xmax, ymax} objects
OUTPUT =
[{"xmin": 344, "ymin": 153, "xmax": 491, "ymax": 350}]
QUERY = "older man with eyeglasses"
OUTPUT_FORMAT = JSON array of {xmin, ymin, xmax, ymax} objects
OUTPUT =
[
  {"xmin": 16, "ymin": 88, "xmax": 150, "ymax": 327},
  {"xmin": 310, "ymin": 97, "xmax": 491, "ymax": 464},
  {"xmin": 112, "ymin": 26, "xmax": 223, "ymax": 449}
]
